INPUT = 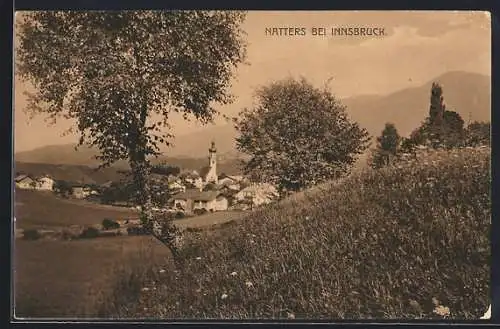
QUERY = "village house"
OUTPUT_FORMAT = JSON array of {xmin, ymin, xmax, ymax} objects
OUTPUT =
[
  {"xmin": 180, "ymin": 171, "xmax": 204, "ymax": 190},
  {"xmin": 35, "ymin": 175, "xmax": 55, "ymax": 191},
  {"xmin": 71, "ymin": 183, "xmax": 99, "ymax": 199},
  {"xmin": 218, "ymin": 174, "xmax": 243, "ymax": 191},
  {"xmin": 234, "ymin": 183, "xmax": 279, "ymax": 208},
  {"xmin": 15, "ymin": 174, "xmax": 55, "ymax": 191},
  {"xmin": 171, "ymin": 189, "xmax": 228, "ymax": 213},
  {"xmin": 15, "ymin": 174, "xmax": 36, "ymax": 189}
]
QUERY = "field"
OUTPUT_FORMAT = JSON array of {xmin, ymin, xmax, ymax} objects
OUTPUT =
[
  {"xmin": 15, "ymin": 189, "xmax": 137, "ymax": 230},
  {"xmin": 14, "ymin": 236, "xmax": 170, "ymax": 318},
  {"xmin": 102, "ymin": 147, "xmax": 491, "ymax": 320},
  {"xmin": 13, "ymin": 189, "xmax": 244, "ymax": 318}
]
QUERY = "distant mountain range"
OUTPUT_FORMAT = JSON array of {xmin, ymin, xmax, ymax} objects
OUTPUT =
[{"xmin": 15, "ymin": 70, "xmax": 490, "ymax": 169}]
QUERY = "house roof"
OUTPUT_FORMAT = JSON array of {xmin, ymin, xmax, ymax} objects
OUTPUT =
[
  {"xmin": 15, "ymin": 174, "xmax": 33, "ymax": 182},
  {"xmin": 172, "ymin": 189, "xmax": 224, "ymax": 202}
]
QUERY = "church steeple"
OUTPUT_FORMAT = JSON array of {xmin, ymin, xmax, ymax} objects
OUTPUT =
[{"xmin": 206, "ymin": 141, "xmax": 218, "ymax": 184}]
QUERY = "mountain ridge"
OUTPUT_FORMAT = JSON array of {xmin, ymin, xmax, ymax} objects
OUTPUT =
[{"xmin": 15, "ymin": 70, "xmax": 490, "ymax": 166}]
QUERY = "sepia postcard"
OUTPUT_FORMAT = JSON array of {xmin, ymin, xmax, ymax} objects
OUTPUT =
[{"xmin": 13, "ymin": 10, "xmax": 491, "ymax": 321}]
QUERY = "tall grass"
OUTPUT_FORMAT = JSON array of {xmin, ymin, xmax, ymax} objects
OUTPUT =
[{"xmin": 102, "ymin": 147, "xmax": 490, "ymax": 320}]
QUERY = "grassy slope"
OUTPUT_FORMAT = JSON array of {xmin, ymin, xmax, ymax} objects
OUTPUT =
[
  {"xmin": 15, "ymin": 189, "xmax": 138, "ymax": 229},
  {"xmin": 108, "ymin": 147, "xmax": 490, "ymax": 320}
]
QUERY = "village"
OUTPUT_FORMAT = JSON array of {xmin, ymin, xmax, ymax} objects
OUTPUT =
[{"xmin": 14, "ymin": 141, "xmax": 280, "ymax": 218}]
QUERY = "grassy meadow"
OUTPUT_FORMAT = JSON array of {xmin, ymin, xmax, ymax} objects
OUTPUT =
[
  {"xmin": 14, "ymin": 236, "xmax": 171, "ymax": 318},
  {"xmin": 13, "ymin": 189, "xmax": 244, "ymax": 318},
  {"xmin": 15, "ymin": 189, "xmax": 138, "ymax": 230},
  {"xmin": 100, "ymin": 147, "xmax": 490, "ymax": 320}
]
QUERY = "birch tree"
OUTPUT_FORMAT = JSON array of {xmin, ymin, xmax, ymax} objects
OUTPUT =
[{"xmin": 16, "ymin": 11, "xmax": 247, "ymax": 261}]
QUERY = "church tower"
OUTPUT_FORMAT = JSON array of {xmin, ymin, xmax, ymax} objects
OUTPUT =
[{"xmin": 205, "ymin": 141, "xmax": 218, "ymax": 184}]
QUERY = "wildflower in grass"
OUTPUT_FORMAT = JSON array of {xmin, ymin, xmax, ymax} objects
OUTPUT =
[
  {"xmin": 159, "ymin": 269, "xmax": 166, "ymax": 273},
  {"xmin": 196, "ymin": 257, "xmax": 202, "ymax": 260},
  {"xmin": 245, "ymin": 280, "xmax": 253, "ymax": 288},
  {"xmin": 433, "ymin": 305, "xmax": 450, "ymax": 317},
  {"xmin": 230, "ymin": 271, "xmax": 238, "ymax": 276},
  {"xmin": 141, "ymin": 287, "xmax": 150, "ymax": 292},
  {"xmin": 287, "ymin": 312, "xmax": 295, "ymax": 319},
  {"xmin": 221, "ymin": 293, "xmax": 228, "ymax": 300}
]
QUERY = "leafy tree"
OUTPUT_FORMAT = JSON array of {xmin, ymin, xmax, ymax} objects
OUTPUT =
[
  {"xmin": 425, "ymin": 82, "xmax": 465, "ymax": 148},
  {"xmin": 203, "ymin": 182, "xmax": 218, "ymax": 191},
  {"xmin": 405, "ymin": 83, "xmax": 465, "ymax": 150},
  {"xmin": 370, "ymin": 123, "xmax": 401, "ymax": 169},
  {"xmin": 234, "ymin": 77, "xmax": 370, "ymax": 194},
  {"xmin": 53, "ymin": 180, "xmax": 73, "ymax": 198},
  {"xmin": 465, "ymin": 121, "xmax": 490, "ymax": 147},
  {"xmin": 100, "ymin": 180, "xmax": 135, "ymax": 205},
  {"xmin": 429, "ymin": 82, "xmax": 445, "ymax": 126},
  {"xmin": 16, "ymin": 11, "xmax": 247, "ymax": 260},
  {"xmin": 151, "ymin": 162, "xmax": 181, "ymax": 176}
]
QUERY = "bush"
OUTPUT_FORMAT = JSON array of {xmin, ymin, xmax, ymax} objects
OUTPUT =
[
  {"xmin": 23, "ymin": 229, "xmax": 41, "ymax": 241},
  {"xmin": 79, "ymin": 227, "xmax": 100, "ymax": 239},
  {"xmin": 174, "ymin": 212, "xmax": 185, "ymax": 219},
  {"xmin": 102, "ymin": 218, "xmax": 120, "ymax": 230},
  {"xmin": 103, "ymin": 147, "xmax": 490, "ymax": 320},
  {"xmin": 60, "ymin": 229, "xmax": 76, "ymax": 240},
  {"xmin": 193, "ymin": 208, "xmax": 208, "ymax": 216},
  {"xmin": 126, "ymin": 226, "xmax": 149, "ymax": 236}
]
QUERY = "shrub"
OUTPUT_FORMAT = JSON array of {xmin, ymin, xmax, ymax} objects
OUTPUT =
[
  {"xmin": 103, "ymin": 147, "xmax": 491, "ymax": 320},
  {"xmin": 23, "ymin": 229, "xmax": 41, "ymax": 241},
  {"xmin": 79, "ymin": 227, "xmax": 100, "ymax": 239},
  {"xmin": 126, "ymin": 226, "xmax": 149, "ymax": 236},
  {"xmin": 193, "ymin": 208, "xmax": 208, "ymax": 216},
  {"xmin": 60, "ymin": 229, "xmax": 76, "ymax": 241},
  {"xmin": 175, "ymin": 212, "xmax": 185, "ymax": 219},
  {"xmin": 102, "ymin": 218, "xmax": 120, "ymax": 230}
]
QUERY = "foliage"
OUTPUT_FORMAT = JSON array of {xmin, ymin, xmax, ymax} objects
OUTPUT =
[
  {"xmin": 193, "ymin": 208, "xmax": 208, "ymax": 216},
  {"xmin": 104, "ymin": 147, "xmax": 490, "ymax": 319},
  {"xmin": 102, "ymin": 218, "xmax": 121, "ymax": 230},
  {"xmin": 408, "ymin": 83, "xmax": 466, "ymax": 149},
  {"xmin": 203, "ymin": 183, "xmax": 219, "ymax": 191},
  {"xmin": 127, "ymin": 226, "xmax": 149, "ymax": 236},
  {"xmin": 100, "ymin": 180, "xmax": 135, "ymax": 205},
  {"xmin": 16, "ymin": 10, "xmax": 247, "ymax": 256},
  {"xmin": 465, "ymin": 121, "xmax": 490, "ymax": 147},
  {"xmin": 175, "ymin": 212, "xmax": 186, "ymax": 219},
  {"xmin": 151, "ymin": 163, "xmax": 181, "ymax": 176},
  {"xmin": 234, "ymin": 77, "xmax": 370, "ymax": 194},
  {"xmin": 79, "ymin": 227, "xmax": 101, "ymax": 239},
  {"xmin": 23, "ymin": 229, "xmax": 41, "ymax": 240},
  {"xmin": 53, "ymin": 180, "xmax": 73, "ymax": 198},
  {"xmin": 369, "ymin": 123, "xmax": 401, "ymax": 169}
]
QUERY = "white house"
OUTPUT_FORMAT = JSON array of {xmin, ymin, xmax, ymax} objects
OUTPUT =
[
  {"xmin": 234, "ymin": 183, "xmax": 279, "ymax": 207},
  {"xmin": 180, "ymin": 171, "xmax": 204, "ymax": 190},
  {"xmin": 172, "ymin": 189, "xmax": 228, "ymax": 213},
  {"xmin": 15, "ymin": 174, "xmax": 36, "ymax": 189},
  {"xmin": 71, "ymin": 184, "xmax": 97, "ymax": 199},
  {"xmin": 35, "ymin": 175, "xmax": 55, "ymax": 191},
  {"xmin": 218, "ymin": 174, "xmax": 242, "ymax": 191}
]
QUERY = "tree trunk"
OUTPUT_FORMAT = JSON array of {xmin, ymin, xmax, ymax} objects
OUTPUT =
[{"xmin": 128, "ymin": 122, "xmax": 183, "ymax": 267}]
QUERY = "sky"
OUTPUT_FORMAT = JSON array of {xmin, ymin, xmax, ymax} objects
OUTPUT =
[{"xmin": 14, "ymin": 10, "xmax": 491, "ymax": 152}]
